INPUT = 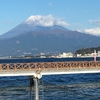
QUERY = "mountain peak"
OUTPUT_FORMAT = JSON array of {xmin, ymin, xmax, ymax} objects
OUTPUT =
[
  {"xmin": 24, "ymin": 15, "xmax": 70, "ymax": 27},
  {"xmin": 0, "ymin": 15, "xmax": 70, "ymax": 39},
  {"xmin": 25, "ymin": 15, "xmax": 42, "ymax": 25}
]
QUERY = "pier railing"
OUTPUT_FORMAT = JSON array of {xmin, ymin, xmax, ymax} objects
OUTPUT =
[{"xmin": 0, "ymin": 61, "xmax": 100, "ymax": 71}]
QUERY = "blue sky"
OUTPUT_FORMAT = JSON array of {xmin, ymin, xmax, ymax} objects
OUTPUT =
[{"xmin": 0, "ymin": 0, "xmax": 100, "ymax": 36}]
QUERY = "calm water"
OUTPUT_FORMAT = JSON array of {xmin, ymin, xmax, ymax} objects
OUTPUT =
[{"xmin": 0, "ymin": 57, "xmax": 100, "ymax": 100}]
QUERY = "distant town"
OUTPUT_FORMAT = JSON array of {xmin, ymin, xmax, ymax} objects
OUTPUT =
[
  {"xmin": 0, "ymin": 50, "xmax": 100, "ymax": 59},
  {"xmin": 39, "ymin": 50, "xmax": 100, "ymax": 58}
]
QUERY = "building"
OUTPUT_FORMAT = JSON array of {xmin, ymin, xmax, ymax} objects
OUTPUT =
[{"xmin": 58, "ymin": 52, "xmax": 73, "ymax": 58}]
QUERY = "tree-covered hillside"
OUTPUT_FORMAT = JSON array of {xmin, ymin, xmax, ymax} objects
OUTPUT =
[{"xmin": 75, "ymin": 46, "xmax": 100, "ymax": 55}]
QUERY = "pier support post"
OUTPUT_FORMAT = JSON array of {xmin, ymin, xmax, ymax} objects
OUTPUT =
[
  {"xmin": 33, "ymin": 72, "xmax": 42, "ymax": 100},
  {"xmin": 29, "ymin": 70, "xmax": 42, "ymax": 100},
  {"xmin": 34, "ymin": 77, "xmax": 39, "ymax": 100}
]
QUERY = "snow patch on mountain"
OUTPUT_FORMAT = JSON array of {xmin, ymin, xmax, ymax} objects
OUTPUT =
[{"xmin": 24, "ymin": 14, "xmax": 70, "ymax": 27}]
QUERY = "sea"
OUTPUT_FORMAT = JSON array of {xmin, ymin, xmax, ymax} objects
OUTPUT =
[{"xmin": 0, "ymin": 57, "xmax": 100, "ymax": 100}]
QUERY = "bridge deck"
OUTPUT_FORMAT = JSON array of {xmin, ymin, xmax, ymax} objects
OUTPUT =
[{"xmin": 0, "ymin": 61, "xmax": 100, "ymax": 77}]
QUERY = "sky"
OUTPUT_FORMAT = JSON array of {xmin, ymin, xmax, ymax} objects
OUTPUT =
[{"xmin": 0, "ymin": 0, "xmax": 100, "ymax": 36}]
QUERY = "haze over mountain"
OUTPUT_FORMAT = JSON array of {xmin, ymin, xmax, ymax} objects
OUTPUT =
[{"xmin": 0, "ymin": 15, "xmax": 100, "ymax": 56}]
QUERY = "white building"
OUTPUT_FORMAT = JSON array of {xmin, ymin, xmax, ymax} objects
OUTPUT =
[
  {"xmin": 58, "ymin": 52, "xmax": 73, "ymax": 58},
  {"xmin": 97, "ymin": 51, "xmax": 100, "ymax": 57}
]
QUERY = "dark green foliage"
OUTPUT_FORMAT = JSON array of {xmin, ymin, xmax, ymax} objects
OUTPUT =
[{"xmin": 75, "ymin": 46, "xmax": 100, "ymax": 55}]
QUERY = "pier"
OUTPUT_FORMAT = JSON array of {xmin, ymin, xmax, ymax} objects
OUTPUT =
[
  {"xmin": 0, "ymin": 61, "xmax": 100, "ymax": 100},
  {"xmin": 0, "ymin": 61, "xmax": 100, "ymax": 76}
]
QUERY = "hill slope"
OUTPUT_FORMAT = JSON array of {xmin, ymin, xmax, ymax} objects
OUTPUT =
[
  {"xmin": 75, "ymin": 46, "xmax": 100, "ymax": 55},
  {"xmin": 0, "ymin": 28, "xmax": 100, "ymax": 56}
]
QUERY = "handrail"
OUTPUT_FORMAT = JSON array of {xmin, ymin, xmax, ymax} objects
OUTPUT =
[{"xmin": 0, "ymin": 61, "xmax": 100, "ymax": 71}]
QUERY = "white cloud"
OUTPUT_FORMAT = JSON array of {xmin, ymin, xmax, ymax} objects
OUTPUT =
[
  {"xmin": 24, "ymin": 14, "xmax": 70, "ymax": 27},
  {"xmin": 77, "ymin": 18, "xmax": 100, "ymax": 36},
  {"xmin": 89, "ymin": 18, "xmax": 100, "ymax": 26},
  {"xmin": 84, "ymin": 28, "xmax": 100, "ymax": 36},
  {"xmin": 77, "ymin": 28, "xmax": 100, "ymax": 36}
]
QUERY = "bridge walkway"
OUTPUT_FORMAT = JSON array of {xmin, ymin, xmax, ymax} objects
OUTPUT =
[{"xmin": 0, "ymin": 61, "xmax": 100, "ymax": 77}]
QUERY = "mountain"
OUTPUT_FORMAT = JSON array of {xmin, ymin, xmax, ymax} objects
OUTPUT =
[
  {"xmin": 0, "ymin": 25, "xmax": 68, "ymax": 39},
  {"xmin": 0, "ymin": 15, "xmax": 69, "ymax": 39},
  {"xmin": 0, "ymin": 15, "xmax": 100, "ymax": 56}
]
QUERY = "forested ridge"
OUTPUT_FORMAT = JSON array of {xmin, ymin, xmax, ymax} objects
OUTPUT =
[{"xmin": 75, "ymin": 46, "xmax": 100, "ymax": 55}]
